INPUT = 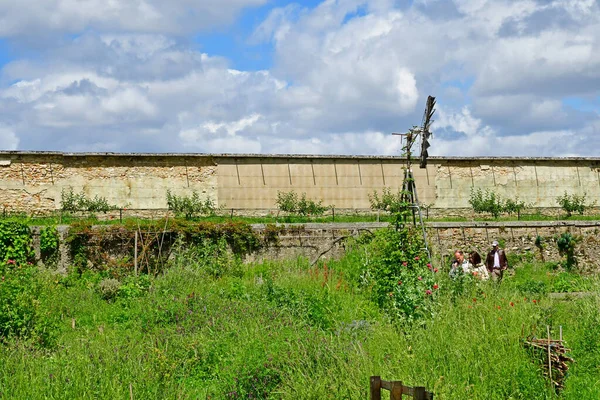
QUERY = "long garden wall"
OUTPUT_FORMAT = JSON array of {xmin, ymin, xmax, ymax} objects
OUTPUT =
[{"xmin": 1, "ymin": 151, "xmax": 599, "ymax": 214}]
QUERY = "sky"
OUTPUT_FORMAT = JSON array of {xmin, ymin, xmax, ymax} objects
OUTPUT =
[{"xmin": 0, "ymin": 0, "xmax": 598, "ymax": 157}]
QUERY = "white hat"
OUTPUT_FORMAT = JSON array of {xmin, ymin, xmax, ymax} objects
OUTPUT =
[{"xmin": 492, "ymin": 240, "xmax": 499, "ymax": 247}]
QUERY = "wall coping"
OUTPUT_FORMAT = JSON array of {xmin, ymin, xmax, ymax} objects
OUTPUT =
[{"xmin": 2, "ymin": 150, "xmax": 600, "ymax": 162}]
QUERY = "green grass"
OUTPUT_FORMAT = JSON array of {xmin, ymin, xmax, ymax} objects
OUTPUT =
[{"xmin": 0, "ymin": 252, "xmax": 599, "ymax": 398}]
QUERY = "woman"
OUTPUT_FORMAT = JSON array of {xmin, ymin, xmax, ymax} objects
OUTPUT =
[{"xmin": 469, "ymin": 251, "xmax": 490, "ymax": 281}]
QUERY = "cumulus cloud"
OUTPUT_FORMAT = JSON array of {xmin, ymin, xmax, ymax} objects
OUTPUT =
[
  {"xmin": 0, "ymin": 0, "xmax": 267, "ymax": 38},
  {"xmin": 0, "ymin": 0, "xmax": 599, "ymax": 156}
]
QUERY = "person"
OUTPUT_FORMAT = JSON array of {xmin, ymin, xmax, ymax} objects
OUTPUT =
[
  {"xmin": 469, "ymin": 251, "xmax": 489, "ymax": 280},
  {"xmin": 486, "ymin": 240, "xmax": 508, "ymax": 281},
  {"xmin": 450, "ymin": 250, "xmax": 472, "ymax": 279}
]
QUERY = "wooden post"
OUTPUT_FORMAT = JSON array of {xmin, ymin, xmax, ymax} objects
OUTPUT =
[
  {"xmin": 390, "ymin": 381, "xmax": 403, "ymax": 400},
  {"xmin": 120, "ymin": 208, "xmax": 123, "ymax": 223},
  {"xmin": 547, "ymin": 325, "xmax": 552, "ymax": 387},
  {"xmin": 134, "ymin": 231, "xmax": 138, "ymax": 276},
  {"xmin": 414, "ymin": 386, "xmax": 426, "ymax": 400},
  {"xmin": 370, "ymin": 376, "xmax": 382, "ymax": 400},
  {"xmin": 332, "ymin": 207, "xmax": 335, "ymax": 222}
]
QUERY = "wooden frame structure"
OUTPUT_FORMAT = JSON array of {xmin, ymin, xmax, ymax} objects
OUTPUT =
[{"xmin": 370, "ymin": 376, "xmax": 434, "ymax": 400}]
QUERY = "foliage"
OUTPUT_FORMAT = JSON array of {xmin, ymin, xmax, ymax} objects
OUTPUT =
[
  {"xmin": 0, "ymin": 261, "xmax": 56, "ymax": 347},
  {"xmin": 557, "ymin": 232, "xmax": 580, "ymax": 270},
  {"xmin": 66, "ymin": 220, "xmax": 261, "ymax": 275},
  {"xmin": 0, "ymin": 221, "xmax": 34, "ymax": 265},
  {"xmin": 166, "ymin": 190, "xmax": 217, "ymax": 219},
  {"xmin": 39, "ymin": 226, "xmax": 59, "ymax": 255},
  {"xmin": 503, "ymin": 197, "xmax": 528, "ymax": 217},
  {"xmin": 556, "ymin": 192, "xmax": 593, "ymax": 217},
  {"xmin": 98, "ymin": 278, "xmax": 121, "ymax": 301},
  {"xmin": 345, "ymin": 227, "xmax": 437, "ymax": 322},
  {"xmin": 368, "ymin": 187, "xmax": 413, "ymax": 226},
  {"xmin": 275, "ymin": 191, "xmax": 329, "ymax": 216},
  {"xmin": 61, "ymin": 187, "xmax": 117, "ymax": 213},
  {"xmin": 1, "ymin": 242, "xmax": 600, "ymax": 398},
  {"xmin": 469, "ymin": 188, "xmax": 504, "ymax": 218},
  {"xmin": 468, "ymin": 188, "xmax": 531, "ymax": 219},
  {"xmin": 275, "ymin": 190, "xmax": 298, "ymax": 214}
]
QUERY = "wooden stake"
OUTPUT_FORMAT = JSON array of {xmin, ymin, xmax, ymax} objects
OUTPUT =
[
  {"xmin": 134, "ymin": 231, "xmax": 138, "ymax": 276},
  {"xmin": 547, "ymin": 325, "xmax": 552, "ymax": 387}
]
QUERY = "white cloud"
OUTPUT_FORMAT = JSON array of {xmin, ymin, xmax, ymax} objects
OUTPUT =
[
  {"xmin": 0, "ymin": 0, "xmax": 267, "ymax": 37},
  {"xmin": 0, "ymin": 125, "xmax": 19, "ymax": 149},
  {"xmin": 0, "ymin": 0, "xmax": 599, "ymax": 157}
]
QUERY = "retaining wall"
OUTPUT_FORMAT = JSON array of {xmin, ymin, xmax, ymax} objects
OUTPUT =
[{"xmin": 30, "ymin": 221, "xmax": 600, "ymax": 273}]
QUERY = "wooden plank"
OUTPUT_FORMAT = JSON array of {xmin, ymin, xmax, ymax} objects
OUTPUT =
[
  {"xmin": 370, "ymin": 376, "xmax": 382, "ymax": 400},
  {"xmin": 380, "ymin": 380, "xmax": 393, "ymax": 391},
  {"xmin": 390, "ymin": 381, "xmax": 403, "ymax": 399},
  {"xmin": 414, "ymin": 386, "xmax": 426, "ymax": 400}
]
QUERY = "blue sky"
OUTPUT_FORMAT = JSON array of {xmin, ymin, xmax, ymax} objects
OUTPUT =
[{"xmin": 0, "ymin": 0, "xmax": 598, "ymax": 156}]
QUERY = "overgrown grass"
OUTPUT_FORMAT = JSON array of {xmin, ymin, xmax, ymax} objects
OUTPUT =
[{"xmin": 0, "ymin": 245, "xmax": 599, "ymax": 398}]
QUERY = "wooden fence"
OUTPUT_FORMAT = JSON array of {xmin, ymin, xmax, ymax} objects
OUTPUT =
[{"xmin": 370, "ymin": 376, "xmax": 434, "ymax": 400}]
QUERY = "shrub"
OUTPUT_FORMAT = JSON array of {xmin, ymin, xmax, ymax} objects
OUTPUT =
[
  {"xmin": 0, "ymin": 261, "xmax": 56, "ymax": 347},
  {"xmin": 556, "ymin": 232, "xmax": 580, "ymax": 270},
  {"xmin": 556, "ymin": 192, "xmax": 592, "ymax": 217},
  {"xmin": 469, "ymin": 188, "xmax": 530, "ymax": 219},
  {"xmin": 61, "ymin": 187, "xmax": 117, "ymax": 213},
  {"xmin": 504, "ymin": 198, "xmax": 528, "ymax": 218},
  {"xmin": 275, "ymin": 191, "xmax": 298, "ymax": 214},
  {"xmin": 469, "ymin": 188, "xmax": 504, "ymax": 218},
  {"xmin": 368, "ymin": 187, "xmax": 412, "ymax": 226},
  {"xmin": 166, "ymin": 190, "xmax": 216, "ymax": 219},
  {"xmin": 98, "ymin": 278, "xmax": 121, "ymax": 301},
  {"xmin": 0, "ymin": 221, "xmax": 34, "ymax": 265},
  {"xmin": 275, "ymin": 190, "xmax": 328, "ymax": 216}
]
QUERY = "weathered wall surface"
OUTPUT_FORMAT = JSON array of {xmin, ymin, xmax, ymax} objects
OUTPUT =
[
  {"xmin": 434, "ymin": 160, "xmax": 600, "ymax": 208},
  {"xmin": 2, "ymin": 152, "xmax": 600, "ymax": 214},
  {"xmin": 0, "ymin": 153, "xmax": 217, "ymax": 213},
  {"xmin": 428, "ymin": 221, "xmax": 600, "ymax": 273},
  {"xmin": 216, "ymin": 156, "xmax": 436, "ymax": 209},
  {"xmin": 30, "ymin": 221, "xmax": 600, "ymax": 273}
]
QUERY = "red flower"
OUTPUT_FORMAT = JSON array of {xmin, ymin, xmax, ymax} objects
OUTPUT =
[
  {"xmin": 425, "ymin": 290, "xmax": 432, "ymax": 295},
  {"xmin": 398, "ymin": 280, "xmax": 402, "ymax": 285},
  {"xmin": 402, "ymin": 262, "xmax": 408, "ymax": 267},
  {"xmin": 389, "ymin": 292, "xmax": 394, "ymax": 297},
  {"xmin": 418, "ymin": 276, "xmax": 422, "ymax": 281},
  {"xmin": 434, "ymin": 268, "xmax": 438, "ymax": 273},
  {"xmin": 496, "ymin": 305, "xmax": 501, "ymax": 310},
  {"xmin": 472, "ymin": 298, "xmax": 477, "ymax": 302},
  {"xmin": 472, "ymin": 271, "xmax": 478, "ymax": 276},
  {"xmin": 414, "ymin": 257, "xmax": 420, "ymax": 261},
  {"xmin": 6, "ymin": 259, "xmax": 15, "ymax": 265},
  {"xmin": 510, "ymin": 302, "xmax": 514, "ymax": 307},
  {"xmin": 433, "ymin": 284, "xmax": 439, "ymax": 290},
  {"xmin": 427, "ymin": 263, "xmax": 432, "ymax": 269},
  {"xmin": 533, "ymin": 299, "xmax": 537, "ymax": 304}
]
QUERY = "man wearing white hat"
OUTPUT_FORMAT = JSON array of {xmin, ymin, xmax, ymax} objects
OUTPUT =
[{"xmin": 486, "ymin": 240, "xmax": 508, "ymax": 281}]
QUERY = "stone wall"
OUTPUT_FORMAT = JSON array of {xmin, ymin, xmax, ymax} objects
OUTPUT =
[
  {"xmin": 30, "ymin": 221, "xmax": 600, "ymax": 273},
  {"xmin": 2, "ymin": 151, "xmax": 600, "ymax": 215},
  {"xmin": 0, "ymin": 152, "xmax": 217, "ymax": 213},
  {"xmin": 428, "ymin": 221, "xmax": 600, "ymax": 273}
]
